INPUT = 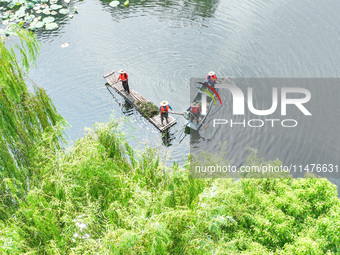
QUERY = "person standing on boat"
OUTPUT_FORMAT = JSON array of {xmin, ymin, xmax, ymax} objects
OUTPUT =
[
  {"xmin": 207, "ymin": 71, "xmax": 217, "ymax": 87},
  {"xmin": 159, "ymin": 101, "xmax": 173, "ymax": 125},
  {"xmin": 117, "ymin": 69, "xmax": 130, "ymax": 94},
  {"xmin": 187, "ymin": 102, "xmax": 201, "ymax": 124}
]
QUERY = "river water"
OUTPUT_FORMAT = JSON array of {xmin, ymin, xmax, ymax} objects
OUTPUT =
[{"xmin": 27, "ymin": 0, "xmax": 340, "ymax": 171}]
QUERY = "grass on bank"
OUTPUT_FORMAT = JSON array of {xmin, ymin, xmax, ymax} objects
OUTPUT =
[{"xmin": 0, "ymin": 120, "xmax": 339, "ymax": 254}]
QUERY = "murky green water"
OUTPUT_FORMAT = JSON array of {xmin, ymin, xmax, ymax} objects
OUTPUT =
[{"xmin": 22, "ymin": 0, "xmax": 340, "ymax": 166}]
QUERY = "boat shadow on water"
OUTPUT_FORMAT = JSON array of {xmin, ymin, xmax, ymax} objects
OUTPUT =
[{"xmin": 106, "ymin": 85, "xmax": 135, "ymax": 115}]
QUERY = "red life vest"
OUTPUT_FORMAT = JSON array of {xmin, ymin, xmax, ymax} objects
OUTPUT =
[
  {"xmin": 207, "ymin": 74, "xmax": 217, "ymax": 82},
  {"xmin": 119, "ymin": 73, "xmax": 128, "ymax": 81},
  {"xmin": 191, "ymin": 107, "xmax": 199, "ymax": 114},
  {"xmin": 160, "ymin": 105, "xmax": 169, "ymax": 113}
]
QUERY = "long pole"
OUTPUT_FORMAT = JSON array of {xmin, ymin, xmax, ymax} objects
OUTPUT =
[{"xmin": 170, "ymin": 112, "xmax": 186, "ymax": 117}]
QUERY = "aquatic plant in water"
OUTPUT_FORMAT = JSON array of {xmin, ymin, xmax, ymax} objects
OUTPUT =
[
  {"xmin": 109, "ymin": 1, "xmax": 129, "ymax": 8},
  {"xmin": 109, "ymin": 0, "xmax": 119, "ymax": 7},
  {"xmin": 0, "ymin": 0, "xmax": 77, "ymax": 34},
  {"xmin": 136, "ymin": 101, "xmax": 159, "ymax": 118}
]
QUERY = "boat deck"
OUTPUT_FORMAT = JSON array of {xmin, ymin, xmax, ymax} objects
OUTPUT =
[{"xmin": 103, "ymin": 70, "xmax": 177, "ymax": 132}]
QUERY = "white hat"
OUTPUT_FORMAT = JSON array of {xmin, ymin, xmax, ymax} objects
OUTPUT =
[
  {"xmin": 160, "ymin": 101, "xmax": 168, "ymax": 106},
  {"xmin": 191, "ymin": 102, "xmax": 198, "ymax": 107},
  {"xmin": 208, "ymin": 71, "xmax": 215, "ymax": 76},
  {"xmin": 119, "ymin": 69, "xmax": 125, "ymax": 74}
]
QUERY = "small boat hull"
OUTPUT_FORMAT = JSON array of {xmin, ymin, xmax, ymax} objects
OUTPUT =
[{"xmin": 186, "ymin": 121, "xmax": 200, "ymax": 130}]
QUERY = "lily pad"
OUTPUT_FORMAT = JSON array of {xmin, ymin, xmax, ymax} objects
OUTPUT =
[
  {"xmin": 2, "ymin": 13, "xmax": 11, "ymax": 20},
  {"xmin": 42, "ymin": 16, "xmax": 55, "ymax": 23},
  {"xmin": 26, "ymin": 2, "xmax": 35, "ymax": 8},
  {"xmin": 45, "ymin": 22, "xmax": 58, "ymax": 30},
  {"xmin": 29, "ymin": 19, "xmax": 37, "ymax": 26},
  {"xmin": 50, "ymin": 4, "xmax": 62, "ymax": 10},
  {"xmin": 59, "ymin": 8, "xmax": 69, "ymax": 14},
  {"xmin": 109, "ymin": 1, "xmax": 119, "ymax": 7},
  {"xmin": 64, "ymin": 0, "xmax": 70, "ymax": 3},
  {"xmin": 14, "ymin": 18, "xmax": 24, "ymax": 23},
  {"xmin": 42, "ymin": 9, "xmax": 51, "ymax": 14},
  {"xmin": 24, "ymin": 14, "xmax": 35, "ymax": 23},
  {"xmin": 35, "ymin": 21, "xmax": 44, "ymax": 28},
  {"xmin": 51, "ymin": 10, "xmax": 57, "ymax": 15},
  {"xmin": 16, "ymin": 6, "xmax": 27, "ymax": 18}
]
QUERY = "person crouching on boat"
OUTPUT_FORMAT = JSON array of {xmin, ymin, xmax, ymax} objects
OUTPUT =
[
  {"xmin": 159, "ymin": 101, "xmax": 173, "ymax": 125},
  {"xmin": 207, "ymin": 71, "xmax": 217, "ymax": 87},
  {"xmin": 187, "ymin": 102, "xmax": 201, "ymax": 124},
  {"xmin": 117, "ymin": 69, "xmax": 130, "ymax": 94}
]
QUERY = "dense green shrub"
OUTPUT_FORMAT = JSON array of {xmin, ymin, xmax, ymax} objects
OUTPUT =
[{"xmin": 1, "ymin": 122, "xmax": 339, "ymax": 254}]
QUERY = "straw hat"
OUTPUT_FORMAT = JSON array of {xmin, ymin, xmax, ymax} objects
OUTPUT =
[
  {"xmin": 160, "ymin": 101, "xmax": 168, "ymax": 106},
  {"xmin": 191, "ymin": 102, "xmax": 198, "ymax": 108},
  {"xmin": 119, "ymin": 69, "xmax": 125, "ymax": 74},
  {"xmin": 208, "ymin": 71, "xmax": 215, "ymax": 76}
]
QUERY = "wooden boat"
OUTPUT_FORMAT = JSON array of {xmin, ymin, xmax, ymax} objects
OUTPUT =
[
  {"xmin": 103, "ymin": 70, "xmax": 177, "ymax": 132},
  {"xmin": 186, "ymin": 83, "xmax": 216, "ymax": 131}
]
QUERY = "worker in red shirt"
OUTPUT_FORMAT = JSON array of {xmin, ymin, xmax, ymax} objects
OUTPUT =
[
  {"xmin": 159, "ymin": 101, "xmax": 174, "ymax": 125},
  {"xmin": 207, "ymin": 71, "xmax": 217, "ymax": 87},
  {"xmin": 187, "ymin": 102, "xmax": 201, "ymax": 124},
  {"xmin": 117, "ymin": 69, "xmax": 130, "ymax": 94}
]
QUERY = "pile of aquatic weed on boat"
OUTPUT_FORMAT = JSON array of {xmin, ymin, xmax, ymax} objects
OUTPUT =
[
  {"xmin": 0, "ymin": 0, "xmax": 77, "ymax": 34},
  {"xmin": 136, "ymin": 101, "xmax": 159, "ymax": 118}
]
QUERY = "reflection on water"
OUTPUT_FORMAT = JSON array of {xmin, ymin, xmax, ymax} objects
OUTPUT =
[
  {"xmin": 105, "ymin": 86, "xmax": 135, "ymax": 115},
  {"xmin": 99, "ymin": 0, "xmax": 220, "ymax": 21}
]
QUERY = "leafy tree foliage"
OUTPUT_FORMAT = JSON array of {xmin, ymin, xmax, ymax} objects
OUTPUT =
[
  {"xmin": 0, "ymin": 27, "xmax": 65, "ymax": 220},
  {"xmin": 0, "ymin": 120, "xmax": 338, "ymax": 254}
]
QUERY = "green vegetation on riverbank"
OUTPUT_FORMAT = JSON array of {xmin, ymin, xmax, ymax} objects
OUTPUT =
[
  {"xmin": 1, "ymin": 121, "xmax": 340, "ymax": 254},
  {"xmin": 1, "ymin": 29, "xmax": 340, "ymax": 255}
]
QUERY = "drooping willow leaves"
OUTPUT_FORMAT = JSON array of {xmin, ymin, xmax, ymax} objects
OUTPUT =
[{"xmin": 0, "ymin": 26, "xmax": 65, "ymax": 217}]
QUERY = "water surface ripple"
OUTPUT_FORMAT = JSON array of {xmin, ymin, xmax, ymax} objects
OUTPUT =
[{"xmin": 28, "ymin": 0, "xmax": 340, "ymax": 167}]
